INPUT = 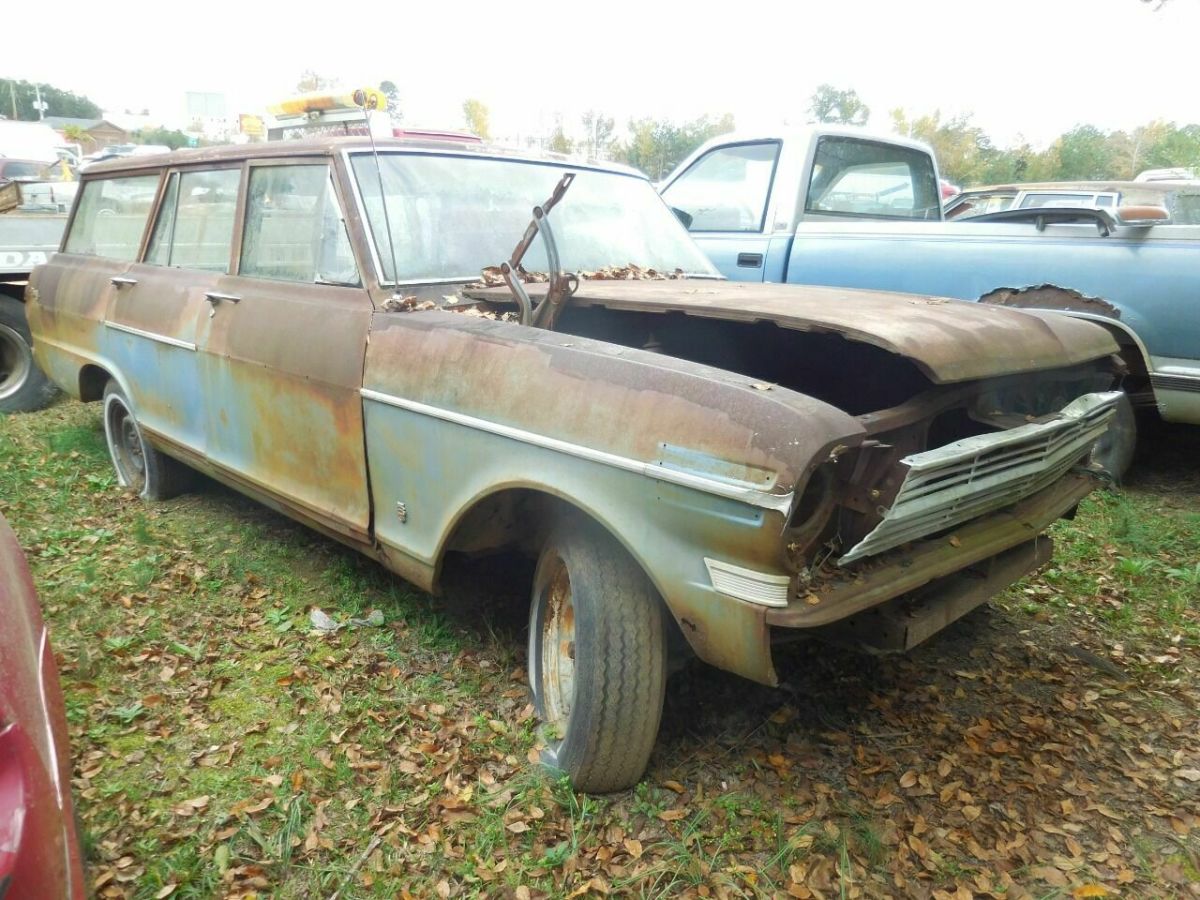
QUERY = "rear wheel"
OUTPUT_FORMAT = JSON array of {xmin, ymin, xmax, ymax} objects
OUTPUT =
[
  {"xmin": 0, "ymin": 294, "xmax": 58, "ymax": 413},
  {"xmin": 102, "ymin": 380, "xmax": 192, "ymax": 500},
  {"xmin": 528, "ymin": 518, "xmax": 667, "ymax": 793}
]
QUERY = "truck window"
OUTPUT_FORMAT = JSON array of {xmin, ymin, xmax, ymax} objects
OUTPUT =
[
  {"xmin": 63, "ymin": 175, "xmax": 160, "ymax": 260},
  {"xmin": 239, "ymin": 165, "xmax": 360, "ymax": 286},
  {"xmin": 145, "ymin": 169, "xmax": 240, "ymax": 272},
  {"xmin": 806, "ymin": 137, "xmax": 939, "ymax": 220},
  {"xmin": 660, "ymin": 141, "xmax": 780, "ymax": 233}
]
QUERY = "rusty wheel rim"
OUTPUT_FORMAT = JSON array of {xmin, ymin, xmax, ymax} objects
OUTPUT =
[
  {"xmin": 104, "ymin": 394, "xmax": 146, "ymax": 494},
  {"xmin": 0, "ymin": 322, "xmax": 31, "ymax": 401},
  {"xmin": 540, "ymin": 562, "xmax": 576, "ymax": 736}
]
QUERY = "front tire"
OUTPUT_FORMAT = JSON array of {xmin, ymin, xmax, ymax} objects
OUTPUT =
[
  {"xmin": 102, "ymin": 380, "xmax": 192, "ymax": 500},
  {"xmin": 1091, "ymin": 392, "xmax": 1137, "ymax": 481},
  {"xmin": 0, "ymin": 294, "xmax": 58, "ymax": 413},
  {"xmin": 528, "ymin": 518, "xmax": 667, "ymax": 793}
]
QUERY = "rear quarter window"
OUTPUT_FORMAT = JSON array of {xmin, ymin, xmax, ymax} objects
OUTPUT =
[{"xmin": 64, "ymin": 175, "xmax": 161, "ymax": 260}]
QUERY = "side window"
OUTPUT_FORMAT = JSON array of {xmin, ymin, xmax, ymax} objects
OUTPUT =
[
  {"xmin": 63, "ymin": 175, "xmax": 160, "ymax": 260},
  {"xmin": 660, "ymin": 142, "xmax": 780, "ymax": 233},
  {"xmin": 1020, "ymin": 192, "xmax": 1095, "ymax": 210},
  {"xmin": 806, "ymin": 138, "xmax": 940, "ymax": 220},
  {"xmin": 240, "ymin": 165, "xmax": 360, "ymax": 286},
  {"xmin": 145, "ymin": 168, "xmax": 240, "ymax": 272}
]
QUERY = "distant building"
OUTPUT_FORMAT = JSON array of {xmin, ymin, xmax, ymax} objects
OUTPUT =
[
  {"xmin": 185, "ymin": 91, "xmax": 236, "ymax": 141},
  {"xmin": 43, "ymin": 116, "xmax": 129, "ymax": 149}
]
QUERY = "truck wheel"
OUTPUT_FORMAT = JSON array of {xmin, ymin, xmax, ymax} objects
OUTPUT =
[
  {"xmin": 1091, "ymin": 392, "xmax": 1137, "ymax": 481},
  {"xmin": 528, "ymin": 518, "xmax": 667, "ymax": 793},
  {"xmin": 102, "ymin": 380, "xmax": 192, "ymax": 500},
  {"xmin": 0, "ymin": 294, "xmax": 58, "ymax": 413}
]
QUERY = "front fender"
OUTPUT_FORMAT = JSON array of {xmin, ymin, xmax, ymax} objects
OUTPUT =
[{"xmin": 361, "ymin": 311, "xmax": 866, "ymax": 684}]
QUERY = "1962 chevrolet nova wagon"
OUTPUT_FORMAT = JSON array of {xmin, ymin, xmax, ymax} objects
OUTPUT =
[{"xmin": 26, "ymin": 137, "xmax": 1122, "ymax": 791}]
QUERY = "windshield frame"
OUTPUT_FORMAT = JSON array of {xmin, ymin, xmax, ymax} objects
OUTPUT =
[{"xmin": 342, "ymin": 148, "xmax": 719, "ymax": 287}]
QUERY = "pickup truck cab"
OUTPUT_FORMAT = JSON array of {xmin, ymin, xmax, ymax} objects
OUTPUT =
[
  {"xmin": 661, "ymin": 131, "xmax": 1200, "ymax": 471},
  {"xmin": 659, "ymin": 127, "xmax": 943, "ymax": 282},
  {"xmin": 28, "ymin": 137, "xmax": 1122, "ymax": 791}
]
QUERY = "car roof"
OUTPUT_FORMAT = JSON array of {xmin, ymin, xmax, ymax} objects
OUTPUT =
[{"xmin": 83, "ymin": 136, "xmax": 647, "ymax": 180}]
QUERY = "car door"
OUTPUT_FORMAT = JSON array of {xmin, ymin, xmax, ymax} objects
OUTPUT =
[
  {"xmin": 103, "ymin": 166, "xmax": 241, "ymax": 454},
  {"xmin": 199, "ymin": 157, "xmax": 373, "ymax": 543},
  {"xmin": 44, "ymin": 171, "xmax": 161, "ymax": 393},
  {"xmin": 659, "ymin": 140, "xmax": 781, "ymax": 282}
]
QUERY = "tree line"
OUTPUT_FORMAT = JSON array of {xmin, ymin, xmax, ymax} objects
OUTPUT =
[{"xmin": 469, "ymin": 83, "xmax": 1198, "ymax": 188}]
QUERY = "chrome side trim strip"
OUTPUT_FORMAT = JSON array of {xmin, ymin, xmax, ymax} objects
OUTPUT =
[
  {"xmin": 1150, "ymin": 372, "xmax": 1200, "ymax": 394},
  {"xmin": 103, "ymin": 320, "xmax": 197, "ymax": 351},
  {"xmin": 360, "ymin": 387, "xmax": 793, "ymax": 514}
]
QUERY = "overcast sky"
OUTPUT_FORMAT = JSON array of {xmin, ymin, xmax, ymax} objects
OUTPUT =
[{"xmin": 5, "ymin": 0, "xmax": 1197, "ymax": 147}]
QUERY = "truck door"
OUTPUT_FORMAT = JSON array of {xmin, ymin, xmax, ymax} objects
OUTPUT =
[{"xmin": 659, "ymin": 141, "xmax": 782, "ymax": 282}]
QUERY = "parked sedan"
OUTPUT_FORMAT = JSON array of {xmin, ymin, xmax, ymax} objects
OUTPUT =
[
  {"xmin": 0, "ymin": 513, "xmax": 85, "ymax": 899},
  {"xmin": 28, "ymin": 138, "xmax": 1122, "ymax": 791}
]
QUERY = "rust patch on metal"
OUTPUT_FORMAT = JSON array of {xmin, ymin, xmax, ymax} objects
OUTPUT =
[{"xmin": 980, "ymin": 284, "xmax": 1121, "ymax": 319}]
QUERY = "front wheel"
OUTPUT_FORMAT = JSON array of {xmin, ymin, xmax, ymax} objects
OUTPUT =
[
  {"xmin": 102, "ymin": 380, "xmax": 193, "ymax": 500},
  {"xmin": 1091, "ymin": 392, "xmax": 1137, "ymax": 482},
  {"xmin": 528, "ymin": 518, "xmax": 667, "ymax": 793}
]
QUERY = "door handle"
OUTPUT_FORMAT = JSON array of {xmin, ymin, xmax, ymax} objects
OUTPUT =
[
  {"xmin": 204, "ymin": 291, "xmax": 241, "ymax": 305},
  {"xmin": 736, "ymin": 252, "xmax": 764, "ymax": 268},
  {"xmin": 204, "ymin": 291, "xmax": 241, "ymax": 317},
  {"xmin": 110, "ymin": 276, "xmax": 138, "ymax": 287}
]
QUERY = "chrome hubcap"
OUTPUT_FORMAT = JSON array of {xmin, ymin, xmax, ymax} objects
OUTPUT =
[{"xmin": 0, "ymin": 323, "xmax": 32, "ymax": 401}]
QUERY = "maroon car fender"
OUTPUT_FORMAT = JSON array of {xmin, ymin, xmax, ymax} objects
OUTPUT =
[{"xmin": 0, "ymin": 514, "xmax": 84, "ymax": 900}]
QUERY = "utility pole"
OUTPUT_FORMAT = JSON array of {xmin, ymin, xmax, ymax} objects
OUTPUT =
[
  {"xmin": 9, "ymin": 81, "xmax": 17, "ymax": 120},
  {"xmin": 33, "ymin": 83, "xmax": 47, "ymax": 120}
]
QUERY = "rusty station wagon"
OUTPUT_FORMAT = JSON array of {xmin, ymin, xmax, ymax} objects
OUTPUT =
[{"xmin": 27, "ymin": 137, "xmax": 1123, "ymax": 791}]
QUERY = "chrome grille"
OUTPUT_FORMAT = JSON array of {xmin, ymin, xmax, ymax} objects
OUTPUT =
[{"xmin": 838, "ymin": 391, "xmax": 1121, "ymax": 565}]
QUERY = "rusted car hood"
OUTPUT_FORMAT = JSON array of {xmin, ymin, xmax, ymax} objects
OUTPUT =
[{"xmin": 471, "ymin": 281, "xmax": 1119, "ymax": 384}]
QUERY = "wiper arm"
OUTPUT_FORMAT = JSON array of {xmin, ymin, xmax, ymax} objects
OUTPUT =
[{"xmin": 500, "ymin": 173, "xmax": 579, "ymax": 329}]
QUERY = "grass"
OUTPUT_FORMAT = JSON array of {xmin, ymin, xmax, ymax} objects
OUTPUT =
[{"xmin": 2, "ymin": 401, "xmax": 1198, "ymax": 899}]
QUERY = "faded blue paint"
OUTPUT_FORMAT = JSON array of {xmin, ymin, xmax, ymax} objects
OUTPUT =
[{"xmin": 780, "ymin": 220, "xmax": 1200, "ymax": 371}]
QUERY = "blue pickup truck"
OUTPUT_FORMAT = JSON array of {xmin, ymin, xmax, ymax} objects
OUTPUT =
[{"xmin": 660, "ymin": 128, "xmax": 1200, "ymax": 473}]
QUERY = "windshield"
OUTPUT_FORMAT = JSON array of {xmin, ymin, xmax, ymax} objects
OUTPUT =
[{"xmin": 350, "ymin": 153, "xmax": 718, "ymax": 283}]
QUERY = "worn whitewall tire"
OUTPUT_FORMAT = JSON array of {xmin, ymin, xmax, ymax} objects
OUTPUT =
[
  {"xmin": 528, "ymin": 517, "xmax": 667, "ymax": 793},
  {"xmin": 102, "ymin": 380, "xmax": 192, "ymax": 500}
]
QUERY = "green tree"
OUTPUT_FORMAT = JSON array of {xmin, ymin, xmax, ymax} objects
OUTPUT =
[
  {"xmin": 548, "ymin": 120, "xmax": 574, "ymax": 155},
  {"xmin": 379, "ymin": 81, "xmax": 402, "ymax": 123},
  {"xmin": 134, "ymin": 127, "xmax": 192, "ymax": 150},
  {"xmin": 891, "ymin": 108, "xmax": 1000, "ymax": 185},
  {"xmin": 1141, "ymin": 122, "xmax": 1200, "ymax": 170},
  {"xmin": 580, "ymin": 110, "xmax": 615, "ymax": 159},
  {"xmin": 1050, "ymin": 125, "xmax": 1115, "ymax": 180},
  {"xmin": 808, "ymin": 84, "xmax": 870, "ymax": 126},
  {"xmin": 60, "ymin": 124, "xmax": 94, "ymax": 149},
  {"xmin": 0, "ymin": 79, "xmax": 101, "ymax": 121},
  {"xmin": 462, "ymin": 99, "xmax": 490, "ymax": 140},
  {"xmin": 613, "ymin": 113, "xmax": 735, "ymax": 181}
]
